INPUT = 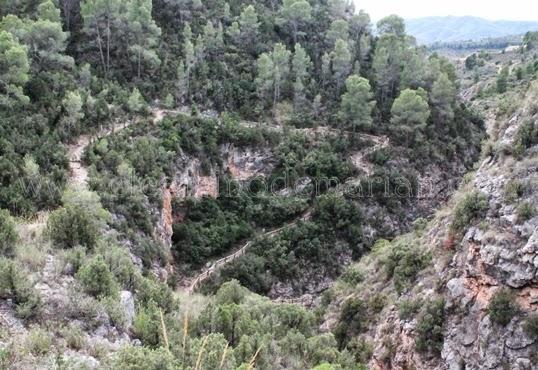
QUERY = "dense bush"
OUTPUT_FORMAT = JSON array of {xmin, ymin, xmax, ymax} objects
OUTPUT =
[
  {"xmin": 132, "ymin": 301, "xmax": 162, "ymax": 348},
  {"xmin": 450, "ymin": 191, "xmax": 488, "ymax": 233},
  {"xmin": 312, "ymin": 194, "xmax": 363, "ymax": 246},
  {"xmin": 398, "ymin": 298, "xmax": 423, "ymax": 320},
  {"xmin": 0, "ymin": 258, "xmax": 41, "ymax": 319},
  {"xmin": 47, "ymin": 205, "xmax": 100, "ymax": 249},
  {"xmin": 382, "ymin": 242, "xmax": 430, "ymax": 293},
  {"xmin": 488, "ymin": 289, "xmax": 519, "ymax": 326},
  {"xmin": 415, "ymin": 298, "xmax": 446, "ymax": 353},
  {"xmin": 108, "ymin": 346, "xmax": 181, "ymax": 369},
  {"xmin": 504, "ymin": 179, "xmax": 526, "ymax": 203},
  {"xmin": 334, "ymin": 297, "xmax": 368, "ymax": 348},
  {"xmin": 76, "ymin": 255, "xmax": 119, "ymax": 298},
  {"xmin": 0, "ymin": 209, "xmax": 18, "ymax": 256},
  {"xmin": 172, "ymin": 199, "xmax": 253, "ymax": 267},
  {"xmin": 134, "ymin": 275, "xmax": 177, "ymax": 314}
]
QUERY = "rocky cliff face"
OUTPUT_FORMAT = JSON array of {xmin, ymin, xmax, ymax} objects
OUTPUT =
[
  {"xmin": 324, "ymin": 82, "xmax": 538, "ymax": 370},
  {"xmin": 155, "ymin": 145, "xmax": 275, "ymax": 248}
]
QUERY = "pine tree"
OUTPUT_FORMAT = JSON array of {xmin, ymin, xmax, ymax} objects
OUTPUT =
[
  {"xmin": 373, "ymin": 34, "xmax": 404, "ymax": 113},
  {"xmin": 182, "ymin": 23, "xmax": 195, "ymax": 98},
  {"xmin": 339, "ymin": 75, "xmax": 375, "ymax": 132},
  {"xmin": 80, "ymin": 0, "xmax": 123, "ymax": 78},
  {"xmin": 377, "ymin": 14, "xmax": 406, "ymax": 38},
  {"xmin": 430, "ymin": 73, "xmax": 456, "ymax": 124},
  {"xmin": 61, "ymin": 91, "xmax": 84, "ymax": 135},
  {"xmin": 127, "ymin": 0, "xmax": 162, "ymax": 79},
  {"xmin": 327, "ymin": 19, "xmax": 349, "ymax": 47},
  {"xmin": 281, "ymin": 0, "xmax": 312, "ymax": 44},
  {"xmin": 496, "ymin": 67, "xmax": 509, "ymax": 94},
  {"xmin": 331, "ymin": 39, "xmax": 352, "ymax": 93},
  {"xmin": 0, "ymin": 30, "xmax": 30, "ymax": 107},
  {"xmin": 391, "ymin": 89, "xmax": 430, "ymax": 145},
  {"xmin": 239, "ymin": 5, "xmax": 259, "ymax": 49},
  {"xmin": 255, "ymin": 43, "xmax": 291, "ymax": 113},
  {"xmin": 292, "ymin": 43, "xmax": 312, "ymax": 112}
]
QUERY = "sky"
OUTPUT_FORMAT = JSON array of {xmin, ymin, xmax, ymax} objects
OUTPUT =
[{"xmin": 352, "ymin": 0, "xmax": 538, "ymax": 21}]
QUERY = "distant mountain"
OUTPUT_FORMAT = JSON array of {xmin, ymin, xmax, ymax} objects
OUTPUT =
[{"xmin": 405, "ymin": 16, "xmax": 538, "ymax": 44}]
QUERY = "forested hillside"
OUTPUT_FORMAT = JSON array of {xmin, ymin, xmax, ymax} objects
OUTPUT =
[
  {"xmin": 2, "ymin": 1, "xmax": 530, "ymax": 370},
  {"xmin": 406, "ymin": 16, "xmax": 538, "ymax": 45}
]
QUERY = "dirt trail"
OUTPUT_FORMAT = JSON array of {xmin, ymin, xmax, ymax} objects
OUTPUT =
[
  {"xmin": 67, "ymin": 109, "xmax": 175, "ymax": 189},
  {"xmin": 179, "ymin": 131, "xmax": 389, "ymax": 294},
  {"xmin": 183, "ymin": 209, "xmax": 312, "ymax": 294},
  {"xmin": 350, "ymin": 134, "xmax": 390, "ymax": 176}
]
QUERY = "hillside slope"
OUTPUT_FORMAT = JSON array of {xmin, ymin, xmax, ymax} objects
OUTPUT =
[
  {"xmin": 406, "ymin": 16, "xmax": 538, "ymax": 44},
  {"xmin": 323, "ymin": 50, "xmax": 538, "ymax": 369}
]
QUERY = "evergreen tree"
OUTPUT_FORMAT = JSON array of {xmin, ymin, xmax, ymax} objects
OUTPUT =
[
  {"xmin": 239, "ymin": 5, "xmax": 259, "ymax": 50},
  {"xmin": 377, "ymin": 14, "xmax": 406, "ymax": 38},
  {"xmin": 280, "ymin": 0, "xmax": 312, "ymax": 44},
  {"xmin": 61, "ymin": 90, "xmax": 84, "ymax": 136},
  {"xmin": 430, "ymin": 72, "xmax": 456, "ymax": 124},
  {"xmin": 391, "ymin": 89, "xmax": 430, "ymax": 146},
  {"xmin": 255, "ymin": 43, "xmax": 291, "ymax": 113},
  {"xmin": 331, "ymin": 39, "xmax": 352, "ymax": 93},
  {"xmin": 327, "ymin": 19, "xmax": 349, "ymax": 47},
  {"xmin": 126, "ymin": 0, "xmax": 162, "ymax": 79},
  {"xmin": 0, "ymin": 30, "xmax": 30, "ymax": 107},
  {"xmin": 339, "ymin": 75, "xmax": 375, "ymax": 133},
  {"xmin": 292, "ymin": 43, "xmax": 312, "ymax": 113},
  {"xmin": 373, "ymin": 34, "xmax": 404, "ymax": 114}
]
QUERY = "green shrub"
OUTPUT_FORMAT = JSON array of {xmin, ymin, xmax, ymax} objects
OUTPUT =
[
  {"xmin": 100, "ymin": 243, "xmax": 136, "ymax": 289},
  {"xmin": 369, "ymin": 293, "xmax": 387, "ymax": 314},
  {"xmin": 47, "ymin": 206, "xmax": 99, "ymax": 249},
  {"xmin": 523, "ymin": 314, "xmax": 538, "ymax": 339},
  {"xmin": 134, "ymin": 275, "xmax": 176, "ymax": 313},
  {"xmin": 101, "ymin": 296, "xmax": 127, "ymax": 331},
  {"xmin": 334, "ymin": 298, "xmax": 368, "ymax": 348},
  {"xmin": 341, "ymin": 265, "xmax": 364, "ymax": 286},
  {"xmin": 450, "ymin": 191, "xmax": 488, "ymax": 233},
  {"xmin": 108, "ymin": 345, "xmax": 181, "ymax": 369},
  {"xmin": 515, "ymin": 119, "xmax": 538, "ymax": 150},
  {"xmin": 398, "ymin": 298, "xmax": 423, "ymax": 320},
  {"xmin": 76, "ymin": 255, "xmax": 119, "ymax": 298},
  {"xmin": 0, "ymin": 258, "xmax": 41, "ymax": 319},
  {"xmin": 0, "ymin": 209, "xmax": 17, "ymax": 257},
  {"xmin": 26, "ymin": 327, "xmax": 52, "ymax": 356},
  {"xmin": 382, "ymin": 242, "xmax": 430, "ymax": 293},
  {"xmin": 61, "ymin": 245, "xmax": 87, "ymax": 274},
  {"xmin": 516, "ymin": 202, "xmax": 536, "ymax": 222},
  {"xmin": 415, "ymin": 298, "xmax": 445, "ymax": 354},
  {"xmin": 66, "ymin": 289, "xmax": 102, "ymax": 327},
  {"xmin": 504, "ymin": 180, "xmax": 526, "ymax": 203},
  {"xmin": 132, "ymin": 302, "xmax": 162, "ymax": 347},
  {"xmin": 60, "ymin": 324, "xmax": 86, "ymax": 350},
  {"xmin": 488, "ymin": 289, "xmax": 519, "ymax": 326}
]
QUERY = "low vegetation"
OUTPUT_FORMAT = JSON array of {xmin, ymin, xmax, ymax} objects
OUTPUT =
[{"xmin": 488, "ymin": 289, "xmax": 519, "ymax": 326}]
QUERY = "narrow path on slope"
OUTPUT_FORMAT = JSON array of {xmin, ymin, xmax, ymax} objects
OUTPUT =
[
  {"xmin": 67, "ymin": 108, "xmax": 177, "ymax": 189},
  {"xmin": 182, "ymin": 209, "xmax": 313, "ymax": 294},
  {"xmin": 177, "ymin": 129, "xmax": 389, "ymax": 294}
]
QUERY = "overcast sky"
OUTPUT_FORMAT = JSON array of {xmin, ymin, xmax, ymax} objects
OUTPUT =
[{"xmin": 353, "ymin": 0, "xmax": 538, "ymax": 21}]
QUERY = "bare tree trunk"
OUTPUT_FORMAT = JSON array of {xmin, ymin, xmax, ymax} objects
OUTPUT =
[
  {"xmin": 106, "ymin": 17, "xmax": 111, "ymax": 76},
  {"xmin": 138, "ymin": 48, "xmax": 141, "ymax": 79},
  {"xmin": 96, "ymin": 25, "xmax": 106, "ymax": 77}
]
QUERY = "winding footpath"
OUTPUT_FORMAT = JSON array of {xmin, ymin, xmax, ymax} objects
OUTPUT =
[
  {"xmin": 182, "ymin": 132, "xmax": 389, "ymax": 294},
  {"xmin": 34, "ymin": 107, "xmax": 388, "ymax": 297},
  {"xmin": 67, "ymin": 108, "xmax": 175, "ymax": 189},
  {"xmin": 185, "ymin": 209, "xmax": 313, "ymax": 294}
]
